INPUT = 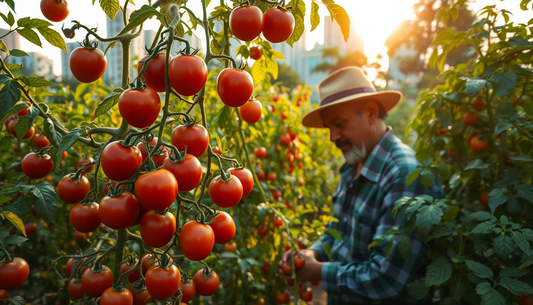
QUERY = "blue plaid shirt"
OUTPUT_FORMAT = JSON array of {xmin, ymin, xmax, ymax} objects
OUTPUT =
[{"xmin": 309, "ymin": 129, "xmax": 444, "ymax": 304}]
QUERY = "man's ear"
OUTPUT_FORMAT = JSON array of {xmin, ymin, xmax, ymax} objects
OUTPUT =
[{"xmin": 366, "ymin": 101, "xmax": 379, "ymax": 125}]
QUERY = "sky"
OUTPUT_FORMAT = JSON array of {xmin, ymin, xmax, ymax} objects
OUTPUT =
[{"xmin": 0, "ymin": 0, "xmax": 531, "ymax": 76}]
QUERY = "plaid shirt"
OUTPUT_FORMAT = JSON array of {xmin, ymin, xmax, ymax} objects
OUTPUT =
[{"xmin": 309, "ymin": 129, "xmax": 444, "ymax": 304}]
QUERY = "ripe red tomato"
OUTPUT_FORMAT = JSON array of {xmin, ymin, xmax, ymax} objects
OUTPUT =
[
  {"xmin": 271, "ymin": 189, "xmax": 281, "ymax": 200},
  {"xmin": 179, "ymin": 220, "xmax": 215, "ymax": 261},
  {"xmin": 272, "ymin": 94, "xmax": 280, "ymax": 102},
  {"xmin": 101, "ymin": 141, "xmax": 142, "ymax": 181},
  {"xmin": 217, "ymin": 68, "xmax": 254, "ymax": 107},
  {"xmin": 0, "ymin": 257, "xmax": 29, "ymax": 290},
  {"xmin": 470, "ymin": 135, "xmax": 488, "ymax": 153},
  {"xmin": 21, "ymin": 152, "xmax": 54, "ymax": 179},
  {"xmin": 24, "ymin": 222, "xmax": 37, "ymax": 236},
  {"xmin": 101, "ymin": 287, "xmax": 133, "ymax": 305},
  {"xmin": 518, "ymin": 294, "xmax": 533, "ymax": 305},
  {"xmin": 480, "ymin": 191, "xmax": 489, "ymax": 206},
  {"xmin": 68, "ymin": 278, "xmax": 84, "ymax": 300},
  {"xmin": 310, "ymin": 280, "xmax": 320, "ymax": 286},
  {"xmin": 168, "ymin": 55, "xmax": 208, "ymax": 96},
  {"xmin": 449, "ymin": 150, "xmax": 456, "ymax": 158},
  {"xmin": 262, "ymin": 261, "xmax": 270, "ymax": 274},
  {"xmin": 209, "ymin": 211, "xmax": 236, "ymax": 244},
  {"xmin": 273, "ymin": 217, "xmax": 283, "ymax": 227},
  {"xmin": 229, "ymin": 5, "xmax": 263, "ymax": 41},
  {"xmin": 463, "ymin": 112, "xmax": 477, "ymax": 126},
  {"xmin": 135, "ymin": 169, "xmax": 178, "ymax": 210},
  {"xmin": 275, "ymin": 290, "xmax": 290, "ymax": 304},
  {"xmin": 58, "ymin": 174, "xmax": 91, "ymax": 204},
  {"xmin": 75, "ymin": 230, "xmax": 91, "ymax": 240},
  {"xmin": 227, "ymin": 168, "xmax": 253, "ymax": 196},
  {"xmin": 299, "ymin": 287, "xmax": 313, "ymax": 302},
  {"xmin": 69, "ymin": 47, "xmax": 107, "ymax": 83},
  {"xmin": 163, "ymin": 154, "xmax": 202, "ymax": 192},
  {"xmin": 171, "ymin": 124, "xmax": 209, "ymax": 158},
  {"xmin": 145, "ymin": 264, "xmax": 181, "ymax": 300},
  {"xmin": 224, "ymin": 241, "xmax": 237, "ymax": 252},
  {"xmin": 119, "ymin": 88, "xmax": 161, "ymax": 128},
  {"xmin": 239, "ymin": 100, "xmax": 262, "ymax": 124},
  {"xmin": 77, "ymin": 157, "xmax": 94, "ymax": 173},
  {"xmin": 297, "ymin": 238, "xmax": 306, "ymax": 249},
  {"xmin": 280, "ymin": 133, "xmax": 291, "ymax": 146},
  {"xmin": 177, "ymin": 281, "xmax": 196, "ymax": 302},
  {"xmin": 438, "ymin": 128, "xmax": 447, "ymax": 135},
  {"xmin": 4, "ymin": 115, "xmax": 15, "ymax": 129},
  {"xmin": 262, "ymin": 8, "xmax": 295, "ymax": 43},
  {"xmin": 137, "ymin": 53, "xmax": 171, "ymax": 92},
  {"xmin": 66, "ymin": 258, "xmax": 87, "ymax": 277},
  {"xmin": 40, "ymin": 0, "xmax": 69, "ymax": 22},
  {"xmin": 193, "ymin": 269, "xmax": 219, "ymax": 296},
  {"xmin": 258, "ymin": 226, "xmax": 268, "ymax": 237},
  {"xmin": 81, "ymin": 266, "xmax": 114, "ymax": 297},
  {"xmin": 294, "ymin": 255, "xmax": 305, "ymax": 269},
  {"xmin": 249, "ymin": 46, "xmax": 261, "ymax": 60},
  {"xmin": 62, "ymin": 151, "xmax": 68, "ymax": 159},
  {"xmin": 471, "ymin": 98, "xmax": 486, "ymax": 111},
  {"xmin": 129, "ymin": 283, "xmax": 152, "ymax": 305},
  {"xmin": 209, "ymin": 175, "xmax": 243, "ymax": 208},
  {"xmin": 32, "ymin": 134, "xmax": 50, "ymax": 149},
  {"xmin": 213, "ymin": 146, "xmax": 222, "ymax": 155},
  {"xmin": 120, "ymin": 260, "xmax": 141, "ymax": 283},
  {"xmin": 282, "ymin": 262, "xmax": 293, "ymax": 275},
  {"xmin": 254, "ymin": 147, "xmax": 267, "ymax": 159},
  {"xmin": 267, "ymin": 172, "xmax": 277, "ymax": 181},
  {"xmin": 256, "ymin": 170, "xmax": 266, "ymax": 180},
  {"xmin": 140, "ymin": 211, "xmax": 176, "ymax": 248},
  {"xmin": 137, "ymin": 138, "xmax": 169, "ymax": 168},
  {"xmin": 99, "ymin": 192, "xmax": 139, "ymax": 229},
  {"xmin": 70, "ymin": 202, "xmax": 101, "ymax": 233}
]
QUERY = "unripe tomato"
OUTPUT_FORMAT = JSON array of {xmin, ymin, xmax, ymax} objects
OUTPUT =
[
  {"xmin": 225, "ymin": 241, "xmax": 237, "ymax": 252},
  {"xmin": 145, "ymin": 264, "xmax": 181, "ymax": 300},
  {"xmin": 239, "ymin": 100, "xmax": 262, "ymax": 124},
  {"xmin": 120, "ymin": 260, "xmax": 141, "ymax": 283},
  {"xmin": 209, "ymin": 211, "xmax": 236, "ymax": 244},
  {"xmin": 163, "ymin": 154, "xmax": 202, "ymax": 192},
  {"xmin": 129, "ymin": 283, "xmax": 152, "ymax": 305},
  {"xmin": 299, "ymin": 287, "xmax": 313, "ymax": 302},
  {"xmin": 171, "ymin": 124, "xmax": 209, "ymax": 158},
  {"xmin": 209, "ymin": 175, "xmax": 243, "ymax": 208},
  {"xmin": 217, "ymin": 68, "xmax": 254, "ymax": 107},
  {"xmin": 229, "ymin": 5, "xmax": 263, "ymax": 41},
  {"xmin": 101, "ymin": 287, "xmax": 133, "ymax": 305},
  {"xmin": 137, "ymin": 52, "xmax": 171, "ymax": 92},
  {"xmin": 140, "ymin": 211, "xmax": 176, "ymax": 248},
  {"xmin": 275, "ymin": 290, "xmax": 290, "ymax": 304},
  {"xmin": 228, "ymin": 167, "xmax": 254, "ymax": 196},
  {"xmin": 118, "ymin": 88, "xmax": 161, "ymax": 128},
  {"xmin": 177, "ymin": 281, "xmax": 196, "ymax": 302},
  {"xmin": 58, "ymin": 174, "xmax": 91, "ymax": 204},
  {"xmin": 470, "ymin": 135, "xmax": 488, "ymax": 153},
  {"xmin": 135, "ymin": 169, "xmax": 178, "ymax": 211},
  {"xmin": 70, "ymin": 202, "xmax": 101, "ymax": 233},
  {"xmin": 32, "ymin": 134, "xmax": 50, "ymax": 149},
  {"xmin": 101, "ymin": 141, "xmax": 142, "ymax": 181},
  {"xmin": 81, "ymin": 266, "xmax": 114, "ymax": 298},
  {"xmin": 0, "ymin": 257, "xmax": 29, "ymax": 290},
  {"xmin": 77, "ymin": 157, "xmax": 95, "ymax": 173},
  {"xmin": 262, "ymin": 8, "xmax": 295, "ymax": 43},
  {"xmin": 40, "ymin": 0, "xmax": 69, "ymax": 22},
  {"xmin": 180, "ymin": 221, "xmax": 215, "ymax": 261},
  {"xmin": 69, "ymin": 47, "xmax": 107, "ymax": 83},
  {"xmin": 168, "ymin": 55, "xmax": 208, "ymax": 96},
  {"xmin": 254, "ymin": 147, "xmax": 267, "ymax": 159},
  {"xmin": 68, "ymin": 278, "xmax": 84, "ymax": 300},
  {"xmin": 193, "ymin": 269, "xmax": 219, "ymax": 296},
  {"xmin": 99, "ymin": 192, "xmax": 139, "ymax": 230},
  {"xmin": 21, "ymin": 152, "xmax": 54, "ymax": 179},
  {"xmin": 463, "ymin": 112, "xmax": 477, "ymax": 126},
  {"xmin": 249, "ymin": 46, "xmax": 261, "ymax": 60}
]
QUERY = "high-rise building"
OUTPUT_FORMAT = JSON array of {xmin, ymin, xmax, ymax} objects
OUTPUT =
[
  {"xmin": 9, "ymin": 52, "xmax": 54, "ymax": 80},
  {"xmin": 0, "ymin": 28, "xmax": 21, "ymax": 58}
]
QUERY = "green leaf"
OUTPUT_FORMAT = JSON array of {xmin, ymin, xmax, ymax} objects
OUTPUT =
[
  {"xmin": 397, "ymin": 235, "xmax": 413, "ymax": 260},
  {"xmin": 494, "ymin": 235, "xmax": 515, "ymax": 258},
  {"xmin": 420, "ymin": 168, "xmax": 436, "ymax": 187},
  {"xmin": 43, "ymin": 117, "xmax": 62, "ymax": 148},
  {"xmin": 425, "ymin": 258, "xmax": 453, "ymax": 286},
  {"xmin": 499, "ymin": 277, "xmax": 533, "ymax": 296},
  {"xmin": 29, "ymin": 181, "xmax": 59, "ymax": 222},
  {"xmin": 6, "ymin": 63, "xmax": 22, "ymax": 71},
  {"xmin": 0, "ymin": 228, "xmax": 8, "ymax": 242},
  {"xmin": 0, "ymin": 12, "xmax": 14, "ymax": 27},
  {"xmin": 450, "ymin": 279, "xmax": 465, "ymax": 300},
  {"xmin": 463, "ymin": 78, "xmax": 487, "ymax": 98},
  {"xmin": 3, "ymin": 196, "xmax": 31, "ymax": 219},
  {"xmin": 36, "ymin": 27, "xmax": 67, "ymax": 52},
  {"xmin": 476, "ymin": 282, "xmax": 505, "ymax": 305},
  {"xmin": 464, "ymin": 159, "xmax": 490, "ymax": 170},
  {"xmin": 498, "ymin": 267, "xmax": 528, "ymax": 278},
  {"xmin": 57, "ymin": 127, "xmax": 81, "ymax": 154},
  {"xmin": 511, "ymin": 231, "xmax": 531, "ymax": 254},
  {"xmin": 310, "ymin": 2, "xmax": 320, "ymax": 32},
  {"xmin": 16, "ymin": 27, "xmax": 42, "ymax": 47},
  {"xmin": 117, "ymin": 5, "xmax": 163, "ymax": 36},
  {"xmin": 285, "ymin": 0, "xmax": 306, "ymax": 47},
  {"xmin": 406, "ymin": 278, "xmax": 429, "ymax": 299},
  {"xmin": 9, "ymin": 49, "xmax": 29, "ymax": 57},
  {"xmin": 220, "ymin": 252, "xmax": 240, "ymax": 259},
  {"xmin": 10, "ymin": 296, "xmax": 24, "ymax": 305},
  {"xmin": 491, "ymin": 71, "xmax": 517, "ymax": 98},
  {"xmin": 368, "ymin": 238, "xmax": 383, "ymax": 250},
  {"xmin": 0, "ymin": 77, "xmax": 21, "ymax": 119},
  {"xmin": 0, "ymin": 102, "xmax": 26, "ymax": 129},
  {"xmin": 470, "ymin": 211, "xmax": 494, "ymax": 222},
  {"xmin": 489, "ymin": 188, "xmax": 508, "ymax": 214},
  {"xmin": 93, "ymin": 92, "xmax": 120, "ymax": 120},
  {"xmin": 515, "ymin": 183, "xmax": 533, "ymax": 202},
  {"xmin": 523, "ymin": 101, "xmax": 533, "ymax": 117},
  {"xmin": 521, "ymin": 228, "xmax": 533, "ymax": 242},
  {"xmin": 14, "ymin": 115, "xmax": 32, "ymax": 142},
  {"xmin": 465, "ymin": 260, "xmax": 494, "ymax": 279},
  {"xmin": 406, "ymin": 168, "xmax": 420, "ymax": 186},
  {"xmin": 416, "ymin": 205, "xmax": 444, "ymax": 234},
  {"xmin": 432, "ymin": 28, "xmax": 455, "ymax": 45},
  {"xmin": 321, "ymin": 243, "xmax": 332, "ymax": 259},
  {"xmin": 100, "ymin": 0, "xmax": 120, "ymax": 20},
  {"xmin": 494, "ymin": 122, "xmax": 512, "ymax": 136},
  {"xmin": 22, "ymin": 76, "xmax": 57, "ymax": 87},
  {"xmin": 471, "ymin": 221, "xmax": 496, "ymax": 234},
  {"xmin": 324, "ymin": 228, "xmax": 342, "ymax": 241},
  {"xmin": 19, "ymin": 18, "xmax": 51, "ymax": 28},
  {"xmin": 3, "ymin": 235, "xmax": 28, "ymax": 245}
]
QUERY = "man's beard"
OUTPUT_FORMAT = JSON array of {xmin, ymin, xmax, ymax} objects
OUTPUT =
[{"xmin": 336, "ymin": 139, "xmax": 366, "ymax": 165}]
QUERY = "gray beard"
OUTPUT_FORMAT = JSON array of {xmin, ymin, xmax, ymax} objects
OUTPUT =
[{"xmin": 342, "ymin": 141, "xmax": 366, "ymax": 165}]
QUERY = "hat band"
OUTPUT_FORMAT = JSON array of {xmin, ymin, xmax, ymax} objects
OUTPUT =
[{"xmin": 320, "ymin": 87, "xmax": 376, "ymax": 106}]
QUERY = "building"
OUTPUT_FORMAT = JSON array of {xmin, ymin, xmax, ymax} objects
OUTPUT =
[
  {"xmin": 0, "ymin": 28, "xmax": 21, "ymax": 58},
  {"xmin": 9, "ymin": 52, "xmax": 54, "ymax": 80}
]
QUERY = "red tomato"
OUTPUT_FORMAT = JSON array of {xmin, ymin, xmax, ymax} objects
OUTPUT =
[
  {"xmin": 271, "ymin": 189, "xmax": 281, "ymax": 200},
  {"xmin": 217, "ymin": 68, "xmax": 254, "ymax": 107},
  {"xmin": 267, "ymin": 172, "xmax": 277, "ymax": 181},
  {"xmin": 262, "ymin": 8, "xmax": 295, "ymax": 43},
  {"xmin": 21, "ymin": 152, "xmax": 54, "ymax": 179},
  {"xmin": 119, "ymin": 88, "xmax": 161, "ymax": 128},
  {"xmin": 75, "ymin": 230, "xmax": 91, "ymax": 240},
  {"xmin": 249, "ymin": 46, "xmax": 261, "ymax": 60},
  {"xmin": 449, "ymin": 150, "xmax": 455, "ymax": 158},
  {"xmin": 135, "ymin": 169, "xmax": 177, "ymax": 210},
  {"xmin": 472, "ymin": 98, "xmax": 486, "ymax": 110},
  {"xmin": 137, "ymin": 138, "xmax": 169, "ymax": 168},
  {"xmin": 272, "ymin": 94, "xmax": 280, "ymax": 102},
  {"xmin": 69, "ymin": 47, "xmax": 107, "ymax": 83},
  {"xmin": 229, "ymin": 5, "xmax": 263, "ymax": 41},
  {"xmin": 81, "ymin": 266, "xmax": 114, "ymax": 297},
  {"xmin": 213, "ymin": 146, "xmax": 222, "ymax": 155},
  {"xmin": 463, "ymin": 112, "xmax": 477, "ymax": 126},
  {"xmin": 518, "ymin": 295, "xmax": 533, "ymax": 305},
  {"xmin": 120, "ymin": 260, "xmax": 141, "ymax": 283},
  {"xmin": 224, "ymin": 241, "xmax": 237, "ymax": 252},
  {"xmin": 129, "ymin": 283, "xmax": 152, "ymax": 305},
  {"xmin": 209, "ymin": 175, "xmax": 243, "ymax": 208},
  {"xmin": 280, "ymin": 133, "xmax": 291, "ymax": 146},
  {"xmin": 262, "ymin": 262, "xmax": 270, "ymax": 274},
  {"xmin": 228, "ymin": 168, "xmax": 254, "ymax": 196},
  {"xmin": 297, "ymin": 238, "xmax": 306, "ymax": 249},
  {"xmin": 40, "ymin": 0, "xmax": 69, "ymax": 22},
  {"xmin": 480, "ymin": 191, "xmax": 489, "ymax": 206},
  {"xmin": 24, "ymin": 222, "xmax": 37, "ymax": 236},
  {"xmin": 168, "ymin": 55, "xmax": 208, "ymax": 96},
  {"xmin": 177, "ymin": 281, "xmax": 196, "ymax": 302},
  {"xmin": 0, "ymin": 257, "xmax": 29, "ymax": 290},
  {"xmin": 101, "ymin": 141, "xmax": 142, "ymax": 181},
  {"xmin": 239, "ymin": 100, "xmax": 262, "ymax": 124},
  {"xmin": 101, "ymin": 287, "xmax": 133, "ymax": 305},
  {"xmin": 273, "ymin": 217, "xmax": 283, "ymax": 228},
  {"xmin": 58, "ymin": 174, "xmax": 91, "ymax": 204},
  {"xmin": 99, "ymin": 192, "xmax": 139, "ymax": 230},
  {"xmin": 294, "ymin": 255, "xmax": 305, "ymax": 269},
  {"xmin": 193, "ymin": 269, "xmax": 219, "ymax": 296},
  {"xmin": 209, "ymin": 211, "xmax": 236, "ymax": 244},
  {"xmin": 258, "ymin": 226, "xmax": 268, "ymax": 237},
  {"xmin": 254, "ymin": 147, "xmax": 267, "ymax": 159},
  {"xmin": 171, "ymin": 124, "xmax": 209, "ymax": 158},
  {"xmin": 284, "ymin": 244, "xmax": 291, "ymax": 251},
  {"xmin": 163, "ymin": 154, "xmax": 202, "ymax": 192},
  {"xmin": 299, "ymin": 287, "xmax": 313, "ymax": 302},
  {"xmin": 282, "ymin": 262, "xmax": 292, "ymax": 275},
  {"xmin": 8, "ymin": 119, "xmax": 34, "ymax": 138},
  {"xmin": 140, "ymin": 211, "xmax": 176, "ymax": 248},
  {"xmin": 70, "ymin": 202, "xmax": 101, "ymax": 233},
  {"xmin": 470, "ymin": 135, "xmax": 488, "ymax": 153},
  {"xmin": 137, "ymin": 53, "xmax": 171, "ymax": 92},
  {"xmin": 145, "ymin": 264, "xmax": 181, "ymax": 300},
  {"xmin": 77, "ymin": 157, "xmax": 95, "ymax": 173},
  {"xmin": 310, "ymin": 280, "xmax": 320, "ymax": 286},
  {"xmin": 179, "ymin": 220, "xmax": 215, "ymax": 261},
  {"xmin": 4, "ymin": 115, "xmax": 15, "ymax": 129},
  {"xmin": 256, "ymin": 170, "xmax": 266, "ymax": 180},
  {"xmin": 32, "ymin": 134, "xmax": 50, "ymax": 149},
  {"xmin": 275, "ymin": 290, "xmax": 290, "ymax": 304},
  {"xmin": 68, "ymin": 278, "xmax": 84, "ymax": 300},
  {"xmin": 66, "ymin": 258, "xmax": 87, "ymax": 277}
]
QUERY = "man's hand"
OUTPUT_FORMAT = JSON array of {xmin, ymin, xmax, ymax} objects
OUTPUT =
[{"xmin": 278, "ymin": 249, "xmax": 322, "ymax": 282}]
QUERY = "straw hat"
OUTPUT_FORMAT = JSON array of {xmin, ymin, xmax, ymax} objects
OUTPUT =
[{"xmin": 302, "ymin": 66, "xmax": 402, "ymax": 128}]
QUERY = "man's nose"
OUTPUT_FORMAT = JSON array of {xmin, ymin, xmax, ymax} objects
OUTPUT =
[{"xmin": 329, "ymin": 130, "xmax": 341, "ymax": 143}]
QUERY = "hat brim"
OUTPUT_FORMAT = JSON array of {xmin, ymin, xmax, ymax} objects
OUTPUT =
[{"xmin": 301, "ymin": 91, "xmax": 403, "ymax": 128}]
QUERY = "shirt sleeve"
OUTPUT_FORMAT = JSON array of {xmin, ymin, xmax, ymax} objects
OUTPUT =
[
  {"xmin": 320, "ymin": 173, "xmax": 439, "ymax": 302},
  {"xmin": 309, "ymin": 223, "xmax": 336, "ymax": 262}
]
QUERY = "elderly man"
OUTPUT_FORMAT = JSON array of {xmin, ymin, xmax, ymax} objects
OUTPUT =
[{"xmin": 280, "ymin": 66, "xmax": 443, "ymax": 304}]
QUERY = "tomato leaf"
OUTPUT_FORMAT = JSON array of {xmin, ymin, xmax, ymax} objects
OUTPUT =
[
  {"xmin": 494, "ymin": 235, "xmax": 515, "ymax": 258},
  {"xmin": 117, "ymin": 5, "xmax": 163, "ymax": 36},
  {"xmin": 499, "ymin": 267, "xmax": 529, "ymax": 278},
  {"xmin": 396, "ymin": 235, "xmax": 413, "ymax": 260},
  {"xmin": 406, "ymin": 279, "xmax": 429, "ymax": 300},
  {"xmin": 94, "ymin": 92, "xmax": 120, "ymax": 120},
  {"xmin": 285, "ymin": 0, "xmax": 305, "ymax": 47},
  {"xmin": 3, "ymin": 196, "xmax": 31, "ymax": 219},
  {"xmin": 221, "ymin": 252, "xmax": 239, "ymax": 259},
  {"xmin": 1, "ymin": 0, "xmax": 15, "ymax": 13},
  {"xmin": 310, "ymin": 2, "xmax": 320, "ymax": 32},
  {"xmin": 475, "ymin": 282, "xmax": 505, "ymax": 305},
  {"xmin": 3, "ymin": 234, "xmax": 28, "ymax": 245},
  {"xmin": 416, "ymin": 205, "xmax": 443, "ymax": 234},
  {"xmin": 2, "ymin": 211, "xmax": 26, "ymax": 237},
  {"xmin": 0, "ymin": 102, "xmax": 26, "ymax": 130},
  {"xmin": 22, "ymin": 76, "xmax": 57, "ymax": 87},
  {"xmin": 490, "ymin": 71, "xmax": 517, "ymax": 99},
  {"xmin": 18, "ymin": 18, "xmax": 51, "ymax": 28},
  {"xmin": 0, "ymin": 76, "xmax": 21, "ymax": 120},
  {"xmin": 100, "ymin": 0, "xmax": 120, "ymax": 20},
  {"xmin": 28, "ymin": 181, "xmax": 59, "ymax": 222},
  {"xmin": 0, "ymin": 227, "xmax": 8, "ymax": 242},
  {"xmin": 104, "ymin": 41, "xmax": 117, "ymax": 56},
  {"xmin": 424, "ymin": 258, "xmax": 452, "ymax": 286},
  {"xmin": 0, "ymin": 40, "xmax": 9, "ymax": 56},
  {"xmin": 251, "ymin": 59, "xmax": 267, "ymax": 86},
  {"xmin": 488, "ymin": 188, "xmax": 508, "ymax": 213},
  {"xmin": 13, "ymin": 115, "xmax": 32, "ymax": 142},
  {"xmin": 499, "ymin": 277, "xmax": 533, "ymax": 296},
  {"xmin": 43, "ymin": 117, "xmax": 62, "ymax": 148},
  {"xmin": 462, "ymin": 78, "xmax": 487, "ymax": 98},
  {"xmin": 324, "ymin": 228, "xmax": 342, "ymax": 241},
  {"xmin": 9, "ymin": 49, "xmax": 28, "ymax": 57},
  {"xmin": 471, "ymin": 221, "xmax": 496, "ymax": 234},
  {"xmin": 16, "ymin": 27, "xmax": 42, "ymax": 47},
  {"xmin": 37, "ymin": 27, "xmax": 67, "ymax": 53},
  {"xmin": 470, "ymin": 211, "xmax": 494, "ymax": 222},
  {"xmin": 511, "ymin": 231, "xmax": 531, "ymax": 254},
  {"xmin": 57, "ymin": 127, "xmax": 81, "ymax": 154}
]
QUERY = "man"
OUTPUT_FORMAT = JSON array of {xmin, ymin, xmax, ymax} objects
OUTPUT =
[{"xmin": 280, "ymin": 66, "xmax": 443, "ymax": 304}]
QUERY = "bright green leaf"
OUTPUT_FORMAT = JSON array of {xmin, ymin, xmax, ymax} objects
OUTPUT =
[{"xmin": 465, "ymin": 259, "xmax": 494, "ymax": 279}]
